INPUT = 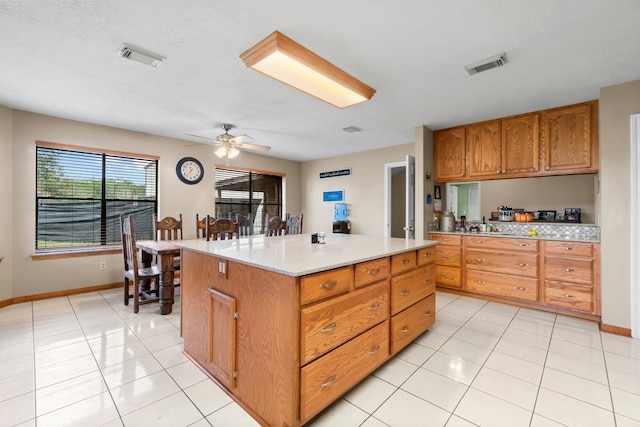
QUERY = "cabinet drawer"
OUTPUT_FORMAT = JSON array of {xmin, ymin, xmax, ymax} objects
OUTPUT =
[
  {"xmin": 429, "ymin": 234, "xmax": 462, "ymax": 246},
  {"xmin": 435, "ymin": 265, "xmax": 462, "ymax": 289},
  {"xmin": 390, "ymin": 294, "xmax": 436, "ymax": 354},
  {"xmin": 544, "ymin": 241, "xmax": 593, "ymax": 257},
  {"xmin": 545, "ymin": 282, "xmax": 594, "ymax": 313},
  {"xmin": 465, "ymin": 270, "xmax": 537, "ymax": 302},
  {"xmin": 390, "ymin": 264, "xmax": 436, "ymax": 315},
  {"xmin": 355, "ymin": 257, "xmax": 390, "ymax": 289},
  {"xmin": 300, "ymin": 320, "xmax": 389, "ymax": 423},
  {"xmin": 464, "ymin": 236, "xmax": 537, "ymax": 252},
  {"xmin": 466, "ymin": 250, "xmax": 538, "ymax": 278},
  {"xmin": 544, "ymin": 256, "xmax": 593, "ymax": 285},
  {"xmin": 417, "ymin": 246, "xmax": 436, "ymax": 266},
  {"xmin": 391, "ymin": 251, "xmax": 417, "ymax": 275},
  {"xmin": 301, "ymin": 281, "xmax": 388, "ymax": 365},
  {"xmin": 300, "ymin": 266, "xmax": 351, "ymax": 305},
  {"xmin": 435, "ymin": 247, "xmax": 461, "ymax": 267}
]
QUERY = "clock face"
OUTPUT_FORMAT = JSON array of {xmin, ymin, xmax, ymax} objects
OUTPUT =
[{"xmin": 176, "ymin": 157, "xmax": 204, "ymax": 185}]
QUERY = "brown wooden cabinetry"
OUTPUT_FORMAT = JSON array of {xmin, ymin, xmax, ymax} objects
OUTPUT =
[
  {"xmin": 542, "ymin": 241, "xmax": 600, "ymax": 315},
  {"xmin": 541, "ymin": 101, "xmax": 598, "ymax": 174},
  {"xmin": 430, "ymin": 234, "xmax": 462, "ymax": 289},
  {"xmin": 433, "ymin": 101, "xmax": 598, "ymax": 182},
  {"xmin": 434, "ymin": 127, "xmax": 466, "ymax": 181}
]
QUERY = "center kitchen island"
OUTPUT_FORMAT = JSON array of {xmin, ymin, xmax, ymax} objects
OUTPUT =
[{"xmin": 178, "ymin": 233, "xmax": 438, "ymax": 426}]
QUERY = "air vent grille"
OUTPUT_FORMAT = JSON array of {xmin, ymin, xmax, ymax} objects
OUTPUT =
[
  {"xmin": 117, "ymin": 43, "xmax": 165, "ymax": 68},
  {"xmin": 464, "ymin": 53, "xmax": 508, "ymax": 75}
]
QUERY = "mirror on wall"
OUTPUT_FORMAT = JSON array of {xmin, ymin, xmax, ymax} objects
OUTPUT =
[{"xmin": 445, "ymin": 182, "xmax": 481, "ymax": 221}]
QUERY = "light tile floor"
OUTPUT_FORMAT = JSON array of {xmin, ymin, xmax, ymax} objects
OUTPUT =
[{"xmin": 1, "ymin": 288, "xmax": 640, "ymax": 426}]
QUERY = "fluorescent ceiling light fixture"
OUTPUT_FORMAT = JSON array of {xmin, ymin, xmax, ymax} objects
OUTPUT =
[
  {"xmin": 240, "ymin": 31, "xmax": 375, "ymax": 108},
  {"xmin": 117, "ymin": 43, "xmax": 165, "ymax": 68}
]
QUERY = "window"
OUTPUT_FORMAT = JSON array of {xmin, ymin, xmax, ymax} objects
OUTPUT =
[
  {"xmin": 214, "ymin": 167, "xmax": 283, "ymax": 234},
  {"xmin": 36, "ymin": 142, "xmax": 158, "ymax": 251}
]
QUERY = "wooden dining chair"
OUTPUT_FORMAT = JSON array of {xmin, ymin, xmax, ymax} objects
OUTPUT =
[
  {"xmin": 196, "ymin": 213, "xmax": 216, "ymax": 238},
  {"xmin": 121, "ymin": 214, "xmax": 161, "ymax": 313},
  {"xmin": 236, "ymin": 213, "xmax": 252, "ymax": 236},
  {"xmin": 285, "ymin": 213, "xmax": 303, "ymax": 235},
  {"xmin": 206, "ymin": 216, "xmax": 237, "ymax": 241},
  {"xmin": 153, "ymin": 214, "xmax": 182, "ymax": 273},
  {"xmin": 265, "ymin": 214, "xmax": 286, "ymax": 236}
]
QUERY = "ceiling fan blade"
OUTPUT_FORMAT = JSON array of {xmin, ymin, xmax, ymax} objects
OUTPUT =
[
  {"xmin": 230, "ymin": 134, "xmax": 253, "ymax": 144},
  {"xmin": 239, "ymin": 142, "xmax": 271, "ymax": 152}
]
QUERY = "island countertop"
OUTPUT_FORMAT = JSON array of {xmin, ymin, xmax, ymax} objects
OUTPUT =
[{"xmin": 177, "ymin": 233, "xmax": 438, "ymax": 276}]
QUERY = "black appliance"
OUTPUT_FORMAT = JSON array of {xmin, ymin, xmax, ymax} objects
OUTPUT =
[{"xmin": 333, "ymin": 221, "xmax": 351, "ymax": 234}]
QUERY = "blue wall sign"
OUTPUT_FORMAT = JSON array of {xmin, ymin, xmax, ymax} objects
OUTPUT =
[
  {"xmin": 320, "ymin": 169, "xmax": 351, "ymax": 179},
  {"xmin": 323, "ymin": 190, "xmax": 344, "ymax": 202}
]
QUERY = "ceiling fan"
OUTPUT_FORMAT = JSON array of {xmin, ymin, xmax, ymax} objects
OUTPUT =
[{"xmin": 186, "ymin": 124, "xmax": 271, "ymax": 164}]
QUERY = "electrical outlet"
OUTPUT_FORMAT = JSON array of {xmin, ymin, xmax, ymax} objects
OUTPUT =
[{"xmin": 99, "ymin": 261, "xmax": 107, "ymax": 270}]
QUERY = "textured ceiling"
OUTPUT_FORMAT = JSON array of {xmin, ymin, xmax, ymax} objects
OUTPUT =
[{"xmin": 1, "ymin": 1, "xmax": 639, "ymax": 162}]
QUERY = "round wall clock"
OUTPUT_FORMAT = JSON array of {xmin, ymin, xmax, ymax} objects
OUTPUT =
[{"xmin": 176, "ymin": 157, "xmax": 204, "ymax": 185}]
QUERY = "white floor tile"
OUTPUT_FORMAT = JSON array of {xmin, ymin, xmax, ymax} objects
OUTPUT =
[
  {"xmin": 552, "ymin": 324, "xmax": 603, "ymax": 349},
  {"xmin": 308, "ymin": 399, "xmax": 369, "ymax": 427},
  {"xmin": 494, "ymin": 338, "xmax": 549, "ymax": 365},
  {"xmin": 35, "ymin": 370, "xmax": 107, "ymax": 416},
  {"xmin": 471, "ymin": 367, "xmax": 539, "ymax": 410},
  {"xmin": 602, "ymin": 332, "xmax": 640, "ymax": 360},
  {"xmin": 121, "ymin": 391, "xmax": 203, "ymax": 427},
  {"xmin": 422, "ymin": 351, "xmax": 481, "ymax": 385},
  {"xmin": 206, "ymin": 401, "xmax": 261, "ymax": 426},
  {"xmin": 608, "ymin": 366, "xmax": 640, "ymax": 395},
  {"xmin": 535, "ymin": 388, "xmax": 615, "ymax": 426},
  {"xmin": 548, "ymin": 338, "xmax": 605, "ymax": 365},
  {"xmin": 100, "ymin": 353, "xmax": 163, "ymax": 389},
  {"xmin": 0, "ymin": 370, "xmax": 34, "ymax": 401},
  {"xmin": 484, "ymin": 350, "xmax": 544, "ymax": 385},
  {"xmin": 611, "ymin": 387, "xmax": 640, "ymax": 422},
  {"xmin": 394, "ymin": 341, "xmax": 436, "ymax": 366},
  {"xmin": 110, "ymin": 370, "xmax": 181, "ymax": 415},
  {"xmin": 35, "ymin": 391, "xmax": 119, "ymax": 427},
  {"xmin": 501, "ymin": 327, "xmax": 552, "ymax": 350},
  {"xmin": 0, "ymin": 340, "xmax": 34, "ymax": 362},
  {"xmin": 445, "ymin": 415, "xmax": 477, "ymax": 427},
  {"xmin": 343, "ymin": 374, "xmax": 397, "ymax": 414},
  {"xmin": 372, "ymin": 357, "xmax": 419, "ymax": 387},
  {"xmin": 401, "ymin": 367, "xmax": 468, "ymax": 411},
  {"xmin": 183, "ymin": 379, "xmax": 233, "ymax": 417},
  {"xmin": 166, "ymin": 360, "xmax": 208, "ymax": 389},
  {"xmin": 412, "ymin": 330, "xmax": 450, "ymax": 350},
  {"xmin": 438, "ymin": 337, "xmax": 492, "ymax": 365},
  {"xmin": 545, "ymin": 351, "xmax": 608, "ymax": 384},
  {"xmin": 541, "ymin": 367, "xmax": 613, "ymax": 410},
  {"xmin": 373, "ymin": 389, "xmax": 450, "ymax": 427},
  {"xmin": 455, "ymin": 388, "xmax": 532, "ymax": 427},
  {"xmin": 0, "ymin": 391, "xmax": 35, "ymax": 426},
  {"xmin": 452, "ymin": 327, "xmax": 500, "ymax": 349},
  {"xmin": 605, "ymin": 351, "xmax": 640, "ymax": 375},
  {"xmin": 152, "ymin": 342, "xmax": 190, "ymax": 368}
]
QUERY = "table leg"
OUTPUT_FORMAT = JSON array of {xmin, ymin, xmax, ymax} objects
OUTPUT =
[{"xmin": 158, "ymin": 254, "xmax": 175, "ymax": 315}]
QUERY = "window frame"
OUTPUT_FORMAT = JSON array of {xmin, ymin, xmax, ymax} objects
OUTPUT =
[{"xmin": 34, "ymin": 141, "xmax": 159, "ymax": 255}]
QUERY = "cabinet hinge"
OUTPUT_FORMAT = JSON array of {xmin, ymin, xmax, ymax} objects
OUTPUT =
[
  {"xmin": 234, "ymin": 311, "xmax": 238, "ymax": 319},
  {"xmin": 233, "ymin": 370, "xmax": 238, "ymax": 379}
]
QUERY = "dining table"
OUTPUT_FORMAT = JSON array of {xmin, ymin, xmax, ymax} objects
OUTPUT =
[{"xmin": 136, "ymin": 239, "xmax": 181, "ymax": 315}]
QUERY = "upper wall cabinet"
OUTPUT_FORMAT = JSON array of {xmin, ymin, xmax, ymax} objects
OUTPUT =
[
  {"xmin": 434, "ymin": 100, "xmax": 598, "ymax": 182},
  {"xmin": 434, "ymin": 127, "xmax": 466, "ymax": 180},
  {"xmin": 541, "ymin": 102, "xmax": 598, "ymax": 174}
]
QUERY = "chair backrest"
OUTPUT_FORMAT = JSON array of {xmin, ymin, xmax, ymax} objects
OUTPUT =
[
  {"xmin": 236, "ymin": 213, "xmax": 252, "ymax": 236},
  {"xmin": 286, "ymin": 213, "xmax": 303, "ymax": 235},
  {"xmin": 154, "ymin": 214, "xmax": 183, "ymax": 241},
  {"xmin": 265, "ymin": 214, "xmax": 286, "ymax": 236},
  {"xmin": 121, "ymin": 214, "xmax": 140, "ymax": 274},
  {"xmin": 195, "ymin": 213, "xmax": 215, "ymax": 238},
  {"xmin": 206, "ymin": 216, "xmax": 237, "ymax": 241}
]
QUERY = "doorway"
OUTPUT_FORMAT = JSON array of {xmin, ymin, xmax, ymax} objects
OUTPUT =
[
  {"xmin": 384, "ymin": 155, "xmax": 415, "ymax": 238},
  {"xmin": 445, "ymin": 181, "xmax": 482, "ymax": 221}
]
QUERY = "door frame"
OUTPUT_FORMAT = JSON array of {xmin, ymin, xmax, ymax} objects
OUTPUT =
[
  {"xmin": 384, "ymin": 155, "xmax": 416, "ymax": 238},
  {"xmin": 631, "ymin": 113, "xmax": 640, "ymax": 338}
]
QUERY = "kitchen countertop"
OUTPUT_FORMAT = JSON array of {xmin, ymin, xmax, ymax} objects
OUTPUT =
[
  {"xmin": 429, "ymin": 230, "xmax": 600, "ymax": 243},
  {"xmin": 178, "ymin": 233, "xmax": 438, "ymax": 277}
]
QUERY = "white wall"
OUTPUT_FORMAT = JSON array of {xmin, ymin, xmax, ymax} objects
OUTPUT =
[
  {"xmin": 7, "ymin": 110, "xmax": 301, "ymax": 298},
  {"xmin": 0, "ymin": 106, "xmax": 13, "ymax": 302},
  {"xmin": 301, "ymin": 143, "xmax": 414, "ymax": 236},
  {"xmin": 600, "ymin": 79, "xmax": 640, "ymax": 330}
]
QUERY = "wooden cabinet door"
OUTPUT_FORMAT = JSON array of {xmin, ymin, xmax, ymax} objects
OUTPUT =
[
  {"xmin": 434, "ymin": 127, "xmax": 466, "ymax": 181},
  {"xmin": 542, "ymin": 102, "xmax": 594, "ymax": 173},
  {"xmin": 467, "ymin": 120, "xmax": 502, "ymax": 178},
  {"xmin": 501, "ymin": 114, "xmax": 539, "ymax": 174},
  {"xmin": 208, "ymin": 289, "xmax": 237, "ymax": 389}
]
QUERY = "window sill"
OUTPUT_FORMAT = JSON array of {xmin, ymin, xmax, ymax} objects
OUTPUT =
[{"xmin": 32, "ymin": 246, "xmax": 122, "ymax": 261}]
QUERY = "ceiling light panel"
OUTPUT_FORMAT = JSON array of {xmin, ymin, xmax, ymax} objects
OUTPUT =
[
  {"xmin": 117, "ymin": 43, "xmax": 165, "ymax": 68},
  {"xmin": 240, "ymin": 31, "xmax": 375, "ymax": 108}
]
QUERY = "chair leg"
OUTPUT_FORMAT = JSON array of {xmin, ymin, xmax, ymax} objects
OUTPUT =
[
  {"xmin": 124, "ymin": 278, "xmax": 130, "ymax": 305},
  {"xmin": 133, "ymin": 279, "xmax": 140, "ymax": 313}
]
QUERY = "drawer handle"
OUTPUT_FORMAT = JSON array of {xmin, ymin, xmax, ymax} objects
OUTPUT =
[
  {"xmin": 442, "ymin": 238, "xmax": 450, "ymax": 242},
  {"xmin": 474, "ymin": 240, "xmax": 485, "ymax": 244},
  {"xmin": 400, "ymin": 259, "xmax": 410, "ymax": 265},
  {"xmin": 515, "ymin": 243, "xmax": 529, "ymax": 247},
  {"xmin": 424, "ymin": 279, "xmax": 432, "ymax": 284},
  {"xmin": 368, "ymin": 268, "xmax": 381, "ymax": 275},
  {"xmin": 441, "ymin": 254, "xmax": 451, "ymax": 259},
  {"xmin": 560, "ymin": 247, "xmax": 574, "ymax": 251},
  {"xmin": 474, "ymin": 258, "xmax": 485, "ymax": 262},
  {"xmin": 562, "ymin": 293, "xmax": 577, "ymax": 299},
  {"xmin": 400, "ymin": 289, "xmax": 410, "ymax": 296},
  {"xmin": 368, "ymin": 303, "xmax": 381, "ymax": 311},
  {"xmin": 320, "ymin": 281, "xmax": 337, "ymax": 289},
  {"xmin": 320, "ymin": 374, "xmax": 338, "ymax": 388},
  {"xmin": 368, "ymin": 345, "xmax": 381, "ymax": 355},
  {"xmin": 320, "ymin": 322, "xmax": 337, "ymax": 333},
  {"xmin": 560, "ymin": 268, "xmax": 576, "ymax": 272},
  {"xmin": 475, "ymin": 280, "xmax": 485, "ymax": 284},
  {"xmin": 425, "ymin": 310, "xmax": 433, "ymax": 317},
  {"xmin": 516, "ymin": 263, "xmax": 529, "ymax": 267},
  {"xmin": 442, "ymin": 275, "xmax": 452, "ymax": 279},
  {"xmin": 424, "ymin": 252, "xmax": 433, "ymax": 257},
  {"xmin": 513, "ymin": 286, "xmax": 528, "ymax": 291},
  {"xmin": 400, "ymin": 326, "xmax": 410, "ymax": 333}
]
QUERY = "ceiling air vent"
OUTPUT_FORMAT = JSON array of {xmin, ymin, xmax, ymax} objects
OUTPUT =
[
  {"xmin": 464, "ymin": 52, "xmax": 508, "ymax": 75},
  {"xmin": 117, "ymin": 43, "xmax": 165, "ymax": 68}
]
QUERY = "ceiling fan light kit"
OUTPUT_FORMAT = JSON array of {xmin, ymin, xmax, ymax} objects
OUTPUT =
[{"xmin": 240, "ymin": 31, "xmax": 376, "ymax": 108}]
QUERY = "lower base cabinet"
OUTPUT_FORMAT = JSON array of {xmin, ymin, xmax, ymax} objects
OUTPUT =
[{"xmin": 390, "ymin": 294, "xmax": 436, "ymax": 354}]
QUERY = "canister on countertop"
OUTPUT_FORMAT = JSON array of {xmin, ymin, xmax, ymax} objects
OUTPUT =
[{"xmin": 440, "ymin": 211, "xmax": 456, "ymax": 232}]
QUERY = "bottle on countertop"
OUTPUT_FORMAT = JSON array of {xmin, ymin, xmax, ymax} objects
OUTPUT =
[{"xmin": 480, "ymin": 216, "xmax": 487, "ymax": 232}]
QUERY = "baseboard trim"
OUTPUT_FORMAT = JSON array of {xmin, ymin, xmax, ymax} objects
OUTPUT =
[
  {"xmin": 0, "ymin": 282, "xmax": 122, "ymax": 309},
  {"xmin": 600, "ymin": 323, "xmax": 632, "ymax": 337}
]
